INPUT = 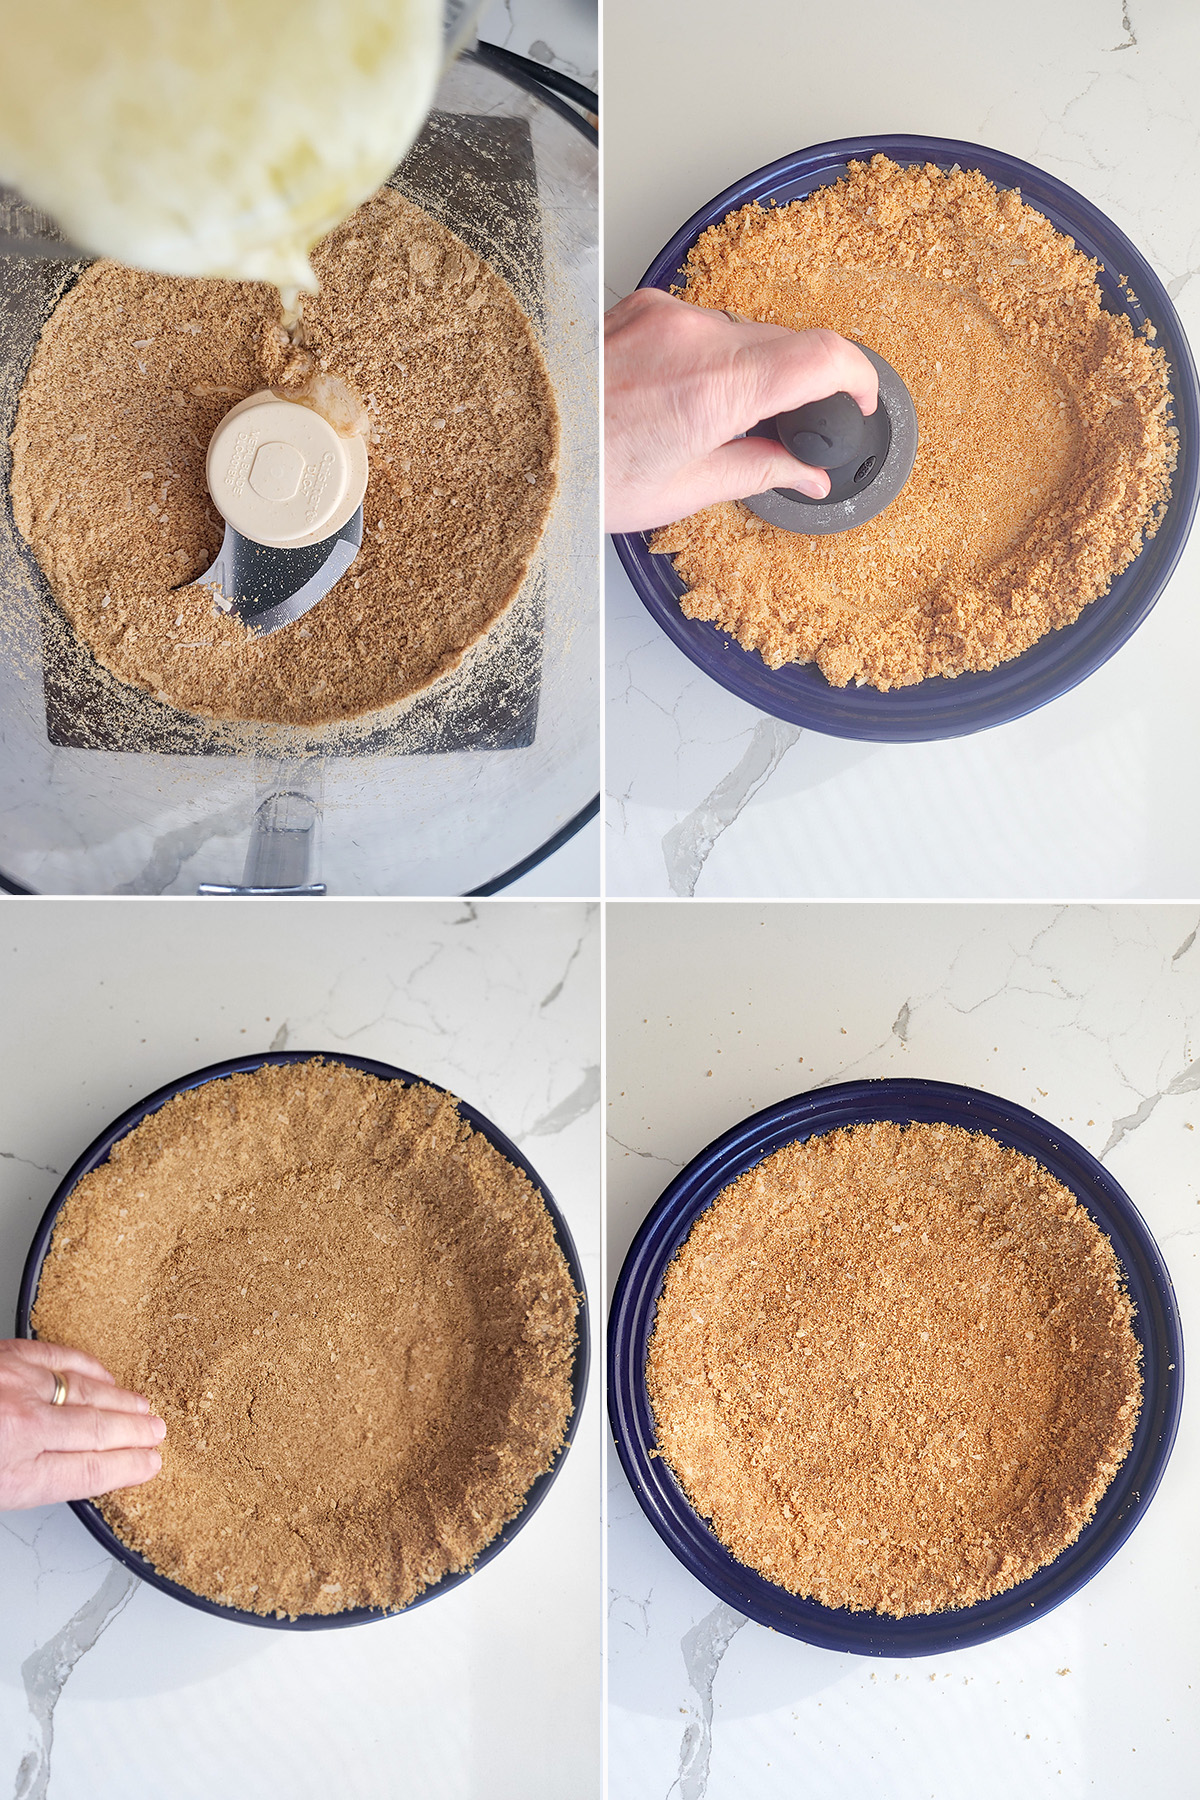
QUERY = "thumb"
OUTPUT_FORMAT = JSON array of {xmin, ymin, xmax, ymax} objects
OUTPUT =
[{"xmin": 701, "ymin": 435, "xmax": 831, "ymax": 504}]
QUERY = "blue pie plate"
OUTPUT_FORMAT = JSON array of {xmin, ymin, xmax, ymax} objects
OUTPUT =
[
  {"xmin": 608, "ymin": 1077, "xmax": 1183, "ymax": 1655},
  {"xmin": 612, "ymin": 135, "xmax": 1200, "ymax": 741},
  {"xmin": 18, "ymin": 1050, "xmax": 590, "ymax": 1630}
]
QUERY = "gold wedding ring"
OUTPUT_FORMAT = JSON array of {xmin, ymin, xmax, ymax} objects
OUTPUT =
[{"xmin": 50, "ymin": 1371, "xmax": 68, "ymax": 1406}]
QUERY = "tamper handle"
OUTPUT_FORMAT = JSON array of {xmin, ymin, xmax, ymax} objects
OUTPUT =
[{"xmin": 774, "ymin": 391, "xmax": 868, "ymax": 469}]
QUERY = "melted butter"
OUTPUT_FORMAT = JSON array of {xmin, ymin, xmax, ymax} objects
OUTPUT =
[
  {"xmin": 0, "ymin": 0, "xmax": 442, "ymax": 294},
  {"xmin": 272, "ymin": 368, "xmax": 371, "ymax": 440},
  {"xmin": 265, "ymin": 312, "xmax": 371, "ymax": 438}
]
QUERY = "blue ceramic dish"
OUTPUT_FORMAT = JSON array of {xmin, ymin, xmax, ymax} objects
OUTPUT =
[
  {"xmin": 18, "ymin": 1050, "xmax": 590, "ymax": 1631},
  {"xmin": 608, "ymin": 1078, "xmax": 1183, "ymax": 1656},
  {"xmin": 612, "ymin": 135, "xmax": 1200, "ymax": 742}
]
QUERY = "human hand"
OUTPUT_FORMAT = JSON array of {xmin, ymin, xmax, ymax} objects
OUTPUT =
[
  {"xmin": 604, "ymin": 287, "xmax": 880, "ymax": 533},
  {"xmin": 0, "ymin": 1338, "xmax": 164, "ymax": 1510}
]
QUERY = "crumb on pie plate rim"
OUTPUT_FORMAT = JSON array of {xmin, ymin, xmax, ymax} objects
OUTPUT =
[
  {"xmin": 612, "ymin": 134, "xmax": 1200, "ymax": 743},
  {"xmin": 17, "ymin": 1050, "xmax": 591, "ymax": 1631},
  {"xmin": 608, "ymin": 1076, "xmax": 1183, "ymax": 1656}
]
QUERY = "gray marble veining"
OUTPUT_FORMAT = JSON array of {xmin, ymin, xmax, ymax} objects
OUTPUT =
[
  {"xmin": 662, "ymin": 722, "xmax": 803, "ymax": 899},
  {"xmin": 671, "ymin": 1606, "xmax": 747, "ymax": 1800},
  {"xmin": 608, "ymin": 903, "xmax": 1200, "ymax": 1796},
  {"xmin": 15, "ymin": 1566, "xmax": 139, "ymax": 1800},
  {"xmin": 605, "ymin": 0, "xmax": 1200, "ymax": 901},
  {"xmin": 1, "ymin": 893, "xmax": 600, "ymax": 1798}
]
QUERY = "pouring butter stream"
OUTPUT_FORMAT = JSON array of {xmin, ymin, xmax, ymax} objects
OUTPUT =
[{"xmin": 0, "ymin": 0, "xmax": 443, "ymax": 298}]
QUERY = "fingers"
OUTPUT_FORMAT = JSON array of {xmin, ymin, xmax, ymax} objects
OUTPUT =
[
  {"xmin": 705, "ymin": 435, "xmax": 832, "ymax": 504},
  {"xmin": 5, "ymin": 1338, "xmax": 118, "ymax": 1385},
  {"xmin": 604, "ymin": 288, "xmax": 879, "ymax": 528},
  {"xmin": 26, "ymin": 1447, "xmax": 162, "ymax": 1507},
  {"xmin": 42, "ymin": 1371, "xmax": 151, "ymax": 1415},
  {"xmin": 646, "ymin": 436, "xmax": 831, "ymax": 526},
  {"xmin": 36, "ymin": 1401, "xmax": 166, "ymax": 1454},
  {"xmin": 604, "ymin": 284, "xmax": 674, "ymax": 341},
  {"xmin": 744, "ymin": 325, "xmax": 879, "ymax": 423}
]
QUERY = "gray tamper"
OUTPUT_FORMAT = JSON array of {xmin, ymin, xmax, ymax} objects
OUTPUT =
[{"xmin": 741, "ymin": 344, "xmax": 918, "ymax": 534}]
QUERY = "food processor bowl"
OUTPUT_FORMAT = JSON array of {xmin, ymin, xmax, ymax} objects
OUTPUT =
[
  {"xmin": 0, "ymin": 47, "xmax": 597, "ymax": 892},
  {"xmin": 613, "ymin": 135, "xmax": 1200, "ymax": 743},
  {"xmin": 17, "ymin": 1049, "xmax": 591, "ymax": 1629}
]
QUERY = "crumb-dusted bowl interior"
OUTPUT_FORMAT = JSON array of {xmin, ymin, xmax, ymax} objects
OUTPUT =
[
  {"xmin": 17, "ymin": 1050, "xmax": 590, "ymax": 1631},
  {"xmin": 0, "ymin": 47, "xmax": 598, "ymax": 896},
  {"xmin": 608, "ymin": 1077, "xmax": 1182, "ymax": 1656},
  {"xmin": 613, "ymin": 134, "xmax": 1200, "ymax": 743}
]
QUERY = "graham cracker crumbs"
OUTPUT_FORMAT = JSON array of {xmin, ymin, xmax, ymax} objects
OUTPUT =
[
  {"xmin": 647, "ymin": 1120, "xmax": 1142, "ymax": 1617},
  {"xmin": 651, "ymin": 157, "xmax": 1176, "ymax": 690},
  {"xmin": 31, "ymin": 1061, "xmax": 578, "ymax": 1619},
  {"xmin": 9, "ymin": 186, "xmax": 558, "ymax": 725}
]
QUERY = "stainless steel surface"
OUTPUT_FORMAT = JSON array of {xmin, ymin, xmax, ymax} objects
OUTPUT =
[
  {"xmin": 0, "ymin": 50, "xmax": 598, "ymax": 895},
  {"xmin": 0, "ymin": 231, "xmax": 88, "ymax": 262}
]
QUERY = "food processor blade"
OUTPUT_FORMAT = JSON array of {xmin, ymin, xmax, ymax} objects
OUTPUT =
[
  {"xmin": 191, "ymin": 508, "xmax": 363, "ymax": 636},
  {"xmin": 741, "ymin": 344, "xmax": 918, "ymax": 534}
]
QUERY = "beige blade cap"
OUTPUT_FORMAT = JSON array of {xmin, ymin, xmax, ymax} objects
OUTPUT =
[{"xmin": 206, "ymin": 390, "xmax": 369, "ymax": 549}]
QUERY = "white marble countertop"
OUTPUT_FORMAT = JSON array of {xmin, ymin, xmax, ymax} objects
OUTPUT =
[
  {"xmin": 478, "ymin": 0, "xmax": 597, "ymax": 89},
  {"xmin": 607, "ymin": 901, "xmax": 1200, "ymax": 1799},
  {"xmin": 507, "ymin": 812, "xmax": 599, "ymax": 897},
  {"xmin": 0, "ymin": 897, "xmax": 599, "ymax": 1800},
  {"xmin": 605, "ymin": 0, "xmax": 1200, "ymax": 899}
]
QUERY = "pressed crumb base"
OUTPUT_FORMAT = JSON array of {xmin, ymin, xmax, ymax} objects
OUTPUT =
[
  {"xmin": 32, "ymin": 1062, "xmax": 578, "ymax": 1619},
  {"xmin": 652, "ymin": 157, "xmax": 1176, "ymax": 691},
  {"xmin": 647, "ymin": 1121, "xmax": 1142, "ymax": 1618}
]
